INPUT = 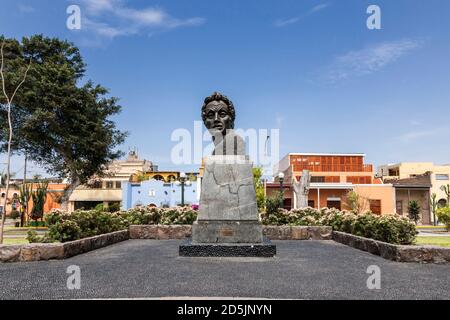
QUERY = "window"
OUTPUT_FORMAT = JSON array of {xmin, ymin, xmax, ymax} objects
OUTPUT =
[
  {"xmin": 311, "ymin": 176, "xmax": 325, "ymax": 183},
  {"xmin": 308, "ymin": 200, "xmax": 315, "ymax": 208},
  {"xmin": 396, "ymin": 201, "xmax": 403, "ymax": 214},
  {"xmin": 115, "ymin": 181, "xmax": 122, "ymax": 189},
  {"xmin": 346, "ymin": 176, "xmax": 372, "ymax": 184},
  {"xmin": 106, "ymin": 181, "xmax": 114, "ymax": 189},
  {"xmin": 327, "ymin": 200, "xmax": 341, "ymax": 210},
  {"xmin": 438, "ymin": 199, "xmax": 447, "ymax": 208},
  {"xmin": 370, "ymin": 200, "xmax": 382, "ymax": 215},
  {"xmin": 436, "ymin": 174, "xmax": 449, "ymax": 180}
]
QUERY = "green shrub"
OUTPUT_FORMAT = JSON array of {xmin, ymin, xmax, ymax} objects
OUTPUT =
[
  {"xmin": 121, "ymin": 206, "xmax": 197, "ymax": 225},
  {"xmin": 107, "ymin": 202, "xmax": 121, "ymax": 213},
  {"xmin": 260, "ymin": 206, "xmax": 417, "ymax": 245},
  {"xmin": 121, "ymin": 206, "xmax": 162, "ymax": 225},
  {"xmin": 436, "ymin": 207, "xmax": 450, "ymax": 231},
  {"xmin": 26, "ymin": 230, "xmax": 54, "ymax": 243},
  {"xmin": 48, "ymin": 220, "xmax": 82, "ymax": 242}
]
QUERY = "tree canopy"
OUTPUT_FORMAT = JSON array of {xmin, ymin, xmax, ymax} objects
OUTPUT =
[{"xmin": 0, "ymin": 35, "xmax": 127, "ymax": 206}]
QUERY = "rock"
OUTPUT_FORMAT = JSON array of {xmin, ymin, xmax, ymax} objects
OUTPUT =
[
  {"xmin": 306, "ymin": 226, "xmax": 332, "ymax": 240},
  {"xmin": 0, "ymin": 245, "xmax": 21, "ymax": 263}
]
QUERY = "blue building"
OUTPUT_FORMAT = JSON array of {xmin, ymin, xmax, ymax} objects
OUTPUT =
[{"xmin": 122, "ymin": 179, "xmax": 200, "ymax": 210}]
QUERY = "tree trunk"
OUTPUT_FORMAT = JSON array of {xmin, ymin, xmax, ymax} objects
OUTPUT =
[
  {"xmin": 0, "ymin": 102, "xmax": 13, "ymax": 244},
  {"xmin": 60, "ymin": 178, "xmax": 80, "ymax": 212},
  {"xmin": 21, "ymin": 152, "xmax": 27, "ymax": 227}
]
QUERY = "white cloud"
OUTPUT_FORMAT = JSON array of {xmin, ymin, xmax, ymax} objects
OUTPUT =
[
  {"xmin": 275, "ymin": 115, "xmax": 284, "ymax": 128},
  {"xmin": 310, "ymin": 3, "xmax": 330, "ymax": 13},
  {"xmin": 326, "ymin": 39, "xmax": 422, "ymax": 82},
  {"xmin": 396, "ymin": 127, "xmax": 446, "ymax": 143},
  {"xmin": 18, "ymin": 4, "xmax": 35, "ymax": 13},
  {"xmin": 78, "ymin": 0, "xmax": 205, "ymax": 39},
  {"xmin": 274, "ymin": 3, "xmax": 330, "ymax": 27},
  {"xmin": 409, "ymin": 120, "xmax": 421, "ymax": 126}
]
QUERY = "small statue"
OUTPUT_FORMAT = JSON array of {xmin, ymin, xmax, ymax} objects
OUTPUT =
[
  {"xmin": 293, "ymin": 170, "xmax": 311, "ymax": 209},
  {"xmin": 201, "ymin": 92, "xmax": 245, "ymax": 156}
]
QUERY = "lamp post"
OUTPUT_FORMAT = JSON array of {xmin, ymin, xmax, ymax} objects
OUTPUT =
[
  {"xmin": 175, "ymin": 172, "xmax": 191, "ymax": 207},
  {"xmin": 278, "ymin": 172, "xmax": 285, "ymax": 209}
]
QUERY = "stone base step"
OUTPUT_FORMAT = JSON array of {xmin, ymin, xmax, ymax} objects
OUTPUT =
[{"xmin": 179, "ymin": 238, "xmax": 276, "ymax": 257}]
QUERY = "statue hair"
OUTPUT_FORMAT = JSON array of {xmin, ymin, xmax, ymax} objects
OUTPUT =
[{"xmin": 201, "ymin": 92, "xmax": 235, "ymax": 129}]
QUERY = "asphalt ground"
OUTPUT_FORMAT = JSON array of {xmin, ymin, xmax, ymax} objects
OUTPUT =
[{"xmin": 1, "ymin": 240, "xmax": 449, "ymax": 300}]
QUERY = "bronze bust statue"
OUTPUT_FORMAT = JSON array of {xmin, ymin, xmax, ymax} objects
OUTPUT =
[{"xmin": 201, "ymin": 92, "xmax": 245, "ymax": 155}]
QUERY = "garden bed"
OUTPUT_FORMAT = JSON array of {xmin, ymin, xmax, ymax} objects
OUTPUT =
[
  {"xmin": 0, "ymin": 230, "xmax": 129, "ymax": 263},
  {"xmin": 332, "ymin": 231, "xmax": 450, "ymax": 264}
]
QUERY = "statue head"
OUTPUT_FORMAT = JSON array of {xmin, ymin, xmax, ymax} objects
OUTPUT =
[{"xmin": 201, "ymin": 92, "xmax": 235, "ymax": 136}]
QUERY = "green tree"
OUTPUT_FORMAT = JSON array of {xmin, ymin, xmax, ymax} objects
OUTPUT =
[
  {"xmin": 30, "ymin": 181, "xmax": 48, "ymax": 221},
  {"xmin": 436, "ymin": 207, "xmax": 450, "ymax": 231},
  {"xmin": 18, "ymin": 183, "xmax": 32, "ymax": 226},
  {"xmin": 0, "ymin": 35, "xmax": 127, "ymax": 213},
  {"xmin": 252, "ymin": 167, "xmax": 265, "ymax": 211},
  {"xmin": 440, "ymin": 184, "xmax": 450, "ymax": 207},
  {"xmin": 345, "ymin": 190, "xmax": 367, "ymax": 214},
  {"xmin": 408, "ymin": 200, "xmax": 421, "ymax": 225},
  {"xmin": 0, "ymin": 38, "xmax": 31, "ymax": 243}
]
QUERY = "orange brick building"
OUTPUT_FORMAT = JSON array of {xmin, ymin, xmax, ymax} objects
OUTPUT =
[{"xmin": 267, "ymin": 153, "xmax": 395, "ymax": 214}]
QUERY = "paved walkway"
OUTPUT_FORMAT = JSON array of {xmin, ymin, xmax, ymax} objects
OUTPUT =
[{"xmin": 1, "ymin": 240, "xmax": 449, "ymax": 300}]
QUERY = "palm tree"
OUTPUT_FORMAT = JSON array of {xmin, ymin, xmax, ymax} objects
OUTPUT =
[
  {"xmin": 430, "ymin": 193, "xmax": 438, "ymax": 226},
  {"xmin": 408, "ymin": 200, "xmax": 421, "ymax": 225}
]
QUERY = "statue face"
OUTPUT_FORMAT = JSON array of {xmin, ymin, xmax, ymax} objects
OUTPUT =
[{"xmin": 203, "ymin": 100, "xmax": 233, "ymax": 135}]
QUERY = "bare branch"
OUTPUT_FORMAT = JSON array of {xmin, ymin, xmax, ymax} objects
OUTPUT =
[
  {"xmin": 10, "ymin": 58, "xmax": 32, "ymax": 104},
  {"xmin": 0, "ymin": 40, "xmax": 10, "ymax": 105}
]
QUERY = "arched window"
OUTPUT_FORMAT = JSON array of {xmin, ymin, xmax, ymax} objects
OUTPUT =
[
  {"xmin": 438, "ymin": 199, "xmax": 447, "ymax": 208},
  {"xmin": 153, "ymin": 175, "xmax": 165, "ymax": 182}
]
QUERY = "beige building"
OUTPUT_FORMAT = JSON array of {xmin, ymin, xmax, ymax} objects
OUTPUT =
[
  {"xmin": 68, "ymin": 150, "xmax": 154, "ymax": 212},
  {"xmin": 378, "ymin": 162, "xmax": 450, "ymax": 208}
]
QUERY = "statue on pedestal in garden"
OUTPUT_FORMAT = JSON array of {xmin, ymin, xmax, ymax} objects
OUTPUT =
[{"xmin": 179, "ymin": 92, "xmax": 275, "ymax": 257}]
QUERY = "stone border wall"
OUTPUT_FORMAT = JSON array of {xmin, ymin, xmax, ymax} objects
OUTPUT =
[
  {"xmin": 263, "ymin": 226, "xmax": 332, "ymax": 240},
  {"xmin": 332, "ymin": 231, "xmax": 450, "ymax": 264},
  {"xmin": 3, "ymin": 227, "xmax": 449, "ymax": 264},
  {"xmin": 129, "ymin": 225, "xmax": 333, "ymax": 241},
  {"xmin": 0, "ymin": 230, "xmax": 129, "ymax": 263}
]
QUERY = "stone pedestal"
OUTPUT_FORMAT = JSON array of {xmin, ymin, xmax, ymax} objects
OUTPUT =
[
  {"xmin": 192, "ymin": 220, "xmax": 263, "ymax": 243},
  {"xmin": 180, "ymin": 155, "xmax": 275, "ymax": 257}
]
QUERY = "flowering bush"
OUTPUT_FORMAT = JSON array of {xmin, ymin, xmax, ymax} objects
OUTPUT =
[
  {"xmin": 261, "ymin": 207, "xmax": 417, "ymax": 245},
  {"xmin": 121, "ymin": 205, "xmax": 198, "ymax": 225},
  {"xmin": 28, "ymin": 209, "xmax": 129, "ymax": 243}
]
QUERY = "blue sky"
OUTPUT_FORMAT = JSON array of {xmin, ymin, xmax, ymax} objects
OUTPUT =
[{"xmin": 1, "ymin": 0, "xmax": 450, "ymax": 177}]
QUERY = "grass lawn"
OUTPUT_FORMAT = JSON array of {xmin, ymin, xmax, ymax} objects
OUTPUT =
[
  {"xmin": 2, "ymin": 238, "xmax": 29, "ymax": 245},
  {"xmin": 416, "ymin": 236, "xmax": 450, "ymax": 247}
]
